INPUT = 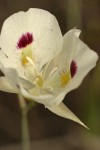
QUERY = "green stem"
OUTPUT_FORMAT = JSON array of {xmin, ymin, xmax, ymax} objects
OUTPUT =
[
  {"xmin": 18, "ymin": 94, "xmax": 30, "ymax": 150},
  {"xmin": 21, "ymin": 107, "xmax": 30, "ymax": 150}
]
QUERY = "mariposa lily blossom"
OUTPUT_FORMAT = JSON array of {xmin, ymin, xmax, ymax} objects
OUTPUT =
[{"xmin": 0, "ymin": 8, "xmax": 98, "ymax": 128}]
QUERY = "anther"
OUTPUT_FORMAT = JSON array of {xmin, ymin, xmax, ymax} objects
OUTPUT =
[{"xmin": 26, "ymin": 57, "xmax": 35, "ymax": 66}]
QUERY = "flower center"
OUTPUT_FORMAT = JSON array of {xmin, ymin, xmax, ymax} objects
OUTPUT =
[{"xmin": 23, "ymin": 56, "xmax": 44, "ymax": 88}]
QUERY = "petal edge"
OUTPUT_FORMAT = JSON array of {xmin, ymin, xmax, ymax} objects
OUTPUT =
[{"xmin": 47, "ymin": 102, "xmax": 89, "ymax": 129}]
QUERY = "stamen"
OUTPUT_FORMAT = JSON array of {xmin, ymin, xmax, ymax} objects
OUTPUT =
[
  {"xmin": 26, "ymin": 56, "xmax": 37, "ymax": 76},
  {"xmin": 41, "ymin": 59, "xmax": 52, "ymax": 75},
  {"xmin": 26, "ymin": 57, "xmax": 35, "ymax": 66},
  {"xmin": 49, "ymin": 67, "xmax": 58, "ymax": 77}
]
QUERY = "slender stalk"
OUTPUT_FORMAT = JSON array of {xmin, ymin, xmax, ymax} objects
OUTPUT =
[
  {"xmin": 21, "ymin": 107, "xmax": 30, "ymax": 150},
  {"xmin": 18, "ymin": 94, "xmax": 30, "ymax": 150}
]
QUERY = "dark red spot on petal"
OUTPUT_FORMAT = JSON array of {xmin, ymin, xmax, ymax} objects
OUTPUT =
[
  {"xmin": 70, "ymin": 60, "xmax": 77, "ymax": 78},
  {"xmin": 17, "ymin": 32, "xmax": 33, "ymax": 49}
]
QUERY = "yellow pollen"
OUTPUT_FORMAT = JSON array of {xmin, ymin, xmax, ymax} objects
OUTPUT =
[
  {"xmin": 22, "ymin": 57, "xmax": 29, "ymax": 66},
  {"xmin": 21, "ymin": 46, "xmax": 34, "ymax": 66},
  {"xmin": 61, "ymin": 72, "xmax": 71, "ymax": 87}
]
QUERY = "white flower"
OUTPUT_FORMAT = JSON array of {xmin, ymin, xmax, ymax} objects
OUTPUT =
[{"xmin": 0, "ymin": 8, "xmax": 98, "ymax": 128}]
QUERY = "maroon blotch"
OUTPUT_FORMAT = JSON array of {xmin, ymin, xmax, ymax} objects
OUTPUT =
[
  {"xmin": 70, "ymin": 60, "xmax": 77, "ymax": 78},
  {"xmin": 17, "ymin": 32, "xmax": 33, "ymax": 49}
]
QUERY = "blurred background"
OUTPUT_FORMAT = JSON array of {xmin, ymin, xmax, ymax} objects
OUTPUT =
[{"xmin": 0, "ymin": 0, "xmax": 100, "ymax": 149}]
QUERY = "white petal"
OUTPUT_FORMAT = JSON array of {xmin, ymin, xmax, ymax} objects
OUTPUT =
[
  {"xmin": 0, "ymin": 63, "xmax": 34, "ymax": 90},
  {"xmin": 63, "ymin": 36, "xmax": 99, "ymax": 96},
  {"xmin": 0, "ymin": 8, "xmax": 62, "ymax": 77},
  {"xmin": 0, "ymin": 67, "xmax": 21, "ymax": 93},
  {"xmin": 60, "ymin": 28, "xmax": 81, "ymax": 66},
  {"xmin": 47, "ymin": 102, "xmax": 88, "ymax": 129},
  {"xmin": 45, "ymin": 29, "xmax": 98, "ymax": 104},
  {"xmin": 20, "ymin": 78, "xmax": 34, "ymax": 90},
  {"xmin": 20, "ymin": 86, "xmax": 54, "ymax": 105},
  {"xmin": 0, "ymin": 67, "xmax": 54, "ymax": 105},
  {"xmin": 43, "ymin": 30, "xmax": 82, "ymax": 97},
  {"xmin": 44, "ymin": 29, "xmax": 81, "ymax": 79},
  {"xmin": 0, "ymin": 77, "xmax": 18, "ymax": 93},
  {"xmin": 0, "ymin": 44, "xmax": 26, "ymax": 79}
]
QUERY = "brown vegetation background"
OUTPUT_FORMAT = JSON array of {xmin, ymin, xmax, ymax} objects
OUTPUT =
[{"xmin": 0, "ymin": 0, "xmax": 100, "ymax": 149}]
